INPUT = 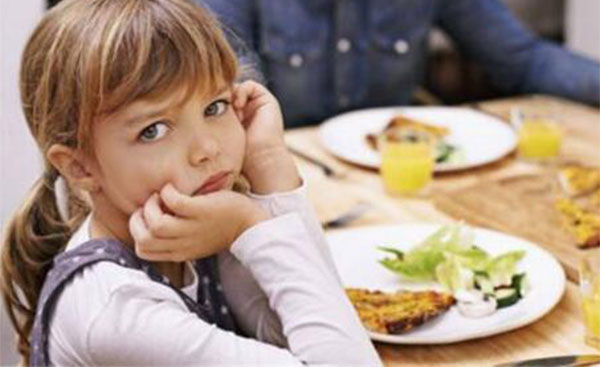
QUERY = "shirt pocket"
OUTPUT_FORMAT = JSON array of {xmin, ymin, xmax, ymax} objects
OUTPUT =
[
  {"xmin": 258, "ymin": 9, "xmax": 329, "ymax": 67},
  {"xmin": 366, "ymin": 0, "xmax": 433, "ymax": 103},
  {"xmin": 368, "ymin": 0, "xmax": 432, "ymax": 55},
  {"xmin": 257, "ymin": 3, "xmax": 331, "ymax": 123}
]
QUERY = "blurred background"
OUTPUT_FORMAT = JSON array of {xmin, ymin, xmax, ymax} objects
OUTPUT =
[{"xmin": 1, "ymin": 0, "xmax": 599, "ymax": 364}]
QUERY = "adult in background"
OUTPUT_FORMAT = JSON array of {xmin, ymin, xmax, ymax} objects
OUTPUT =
[{"xmin": 199, "ymin": 0, "xmax": 600, "ymax": 127}]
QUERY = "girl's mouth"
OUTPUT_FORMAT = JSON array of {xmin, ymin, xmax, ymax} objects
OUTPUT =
[{"xmin": 194, "ymin": 171, "xmax": 232, "ymax": 195}]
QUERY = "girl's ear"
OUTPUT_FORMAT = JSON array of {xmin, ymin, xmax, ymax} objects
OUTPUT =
[{"xmin": 46, "ymin": 144, "xmax": 100, "ymax": 193}]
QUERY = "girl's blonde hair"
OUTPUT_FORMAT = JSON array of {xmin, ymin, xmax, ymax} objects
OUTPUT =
[{"xmin": 1, "ymin": 0, "xmax": 237, "ymax": 362}]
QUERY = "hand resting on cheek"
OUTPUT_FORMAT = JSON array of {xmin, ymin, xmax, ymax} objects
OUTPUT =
[{"xmin": 129, "ymin": 183, "xmax": 269, "ymax": 262}]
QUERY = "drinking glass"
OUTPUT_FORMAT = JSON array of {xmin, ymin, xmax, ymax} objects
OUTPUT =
[
  {"xmin": 380, "ymin": 134, "xmax": 435, "ymax": 196},
  {"xmin": 517, "ymin": 112, "xmax": 562, "ymax": 160},
  {"xmin": 579, "ymin": 249, "xmax": 600, "ymax": 350}
]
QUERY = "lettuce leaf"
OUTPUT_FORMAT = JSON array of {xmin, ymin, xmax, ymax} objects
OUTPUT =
[
  {"xmin": 486, "ymin": 251, "xmax": 526, "ymax": 287},
  {"xmin": 378, "ymin": 225, "xmax": 525, "ymax": 293},
  {"xmin": 435, "ymin": 254, "xmax": 475, "ymax": 292}
]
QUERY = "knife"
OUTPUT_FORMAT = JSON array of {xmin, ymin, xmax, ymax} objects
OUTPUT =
[{"xmin": 495, "ymin": 354, "xmax": 600, "ymax": 367}]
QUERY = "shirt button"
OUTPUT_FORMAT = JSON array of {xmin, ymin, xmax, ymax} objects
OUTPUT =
[
  {"xmin": 289, "ymin": 53, "xmax": 304, "ymax": 68},
  {"xmin": 336, "ymin": 38, "xmax": 351, "ymax": 53},
  {"xmin": 338, "ymin": 95, "xmax": 350, "ymax": 108},
  {"xmin": 394, "ymin": 39, "xmax": 409, "ymax": 54}
]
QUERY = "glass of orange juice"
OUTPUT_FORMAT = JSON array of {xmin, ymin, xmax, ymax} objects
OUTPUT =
[
  {"xmin": 579, "ymin": 250, "xmax": 600, "ymax": 350},
  {"xmin": 379, "ymin": 132, "xmax": 435, "ymax": 196},
  {"xmin": 517, "ymin": 113, "xmax": 563, "ymax": 160}
]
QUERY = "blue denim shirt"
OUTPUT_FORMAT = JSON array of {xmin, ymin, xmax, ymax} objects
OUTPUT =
[{"xmin": 199, "ymin": 0, "xmax": 600, "ymax": 127}]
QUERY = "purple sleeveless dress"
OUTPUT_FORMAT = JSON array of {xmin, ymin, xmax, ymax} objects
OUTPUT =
[{"xmin": 29, "ymin": 239, "xmax": 238, "ymax": 366}]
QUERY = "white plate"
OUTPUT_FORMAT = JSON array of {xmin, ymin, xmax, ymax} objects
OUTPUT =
[
  {"xmin": 318, "ymin": 107, "xmax": 517, "ymax": 172},
  {"xmin": 326, "ymin": 224, "xmax": 565, "ymax": 344}
]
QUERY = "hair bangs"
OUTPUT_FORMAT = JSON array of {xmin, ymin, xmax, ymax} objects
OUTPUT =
[{"xmin": 84, "ymin": 0, "xmax": 238, "ymax": 122}]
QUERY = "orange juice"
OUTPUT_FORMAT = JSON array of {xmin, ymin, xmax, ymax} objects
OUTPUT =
[
  {"xmin": 582, "ymin": 276, "xmax": 600, "ymax": 349},
  {"xmin": 580, "ymin": 255, "xmax": 600, "ymax": 350},
  {"xmin": 381, "ymin": 141, "xmax": 434, "ymax": 195},
  {"xmin": 518, "ymin": 119, "xmax": 562, "ymax": 159}
]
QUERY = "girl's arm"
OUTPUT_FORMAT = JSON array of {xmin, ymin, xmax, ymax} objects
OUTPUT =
[
  {"xmin": 78, "ymin": 214, "xmax": 380, "ymax": 365},
  {"xmin": 217, "ymin": 250, "xmax": 289, "ymax": 347},
  {"xmin": 217, "ymin": 179, "xmax": 341, "ymax": 346},
  {"xmin": 234, "ymin": 81, "xmax": 339, "ymax": 276}
]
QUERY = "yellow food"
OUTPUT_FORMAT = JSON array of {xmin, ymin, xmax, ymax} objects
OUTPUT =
[
  {"xmin": 555, "ymin": 198, "xmax": 600, "ymax": 248},
  {"xmin": 558, "ymin": 165, "xmax": 600, "ymax": 196},
  {"xmin": 366, "ymin": 115, "xmax": 448, "ymax": 150},
  {"xmin": 345, "ymin": 288, "xmax": 455, "ymax": 334}
]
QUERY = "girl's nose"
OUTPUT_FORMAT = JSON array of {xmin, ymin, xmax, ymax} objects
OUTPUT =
[{"xmin": 189, "ymin": 129, "xmax": 220, "ymax": 166}]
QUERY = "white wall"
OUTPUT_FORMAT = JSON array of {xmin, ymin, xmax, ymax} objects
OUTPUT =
[
  {"xmin": 566, "ymin": 0, "xmax": 600, "ymax": 61},
  {"xmin": 1, "ymin": 0, "xmax": 44, "ymax": 365}
]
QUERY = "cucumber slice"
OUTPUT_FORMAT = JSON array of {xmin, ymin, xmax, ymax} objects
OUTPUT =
[
  {"xmin": 435, "ymin": 143, "xmax": 454, "ymax": 163},
  {"xmin": 495, "ymin": 287, "xmax": 520, "ymax": 308},
  {"xmin": 511, "ymin": 273, "xmax": 529, "ymax": 297}
]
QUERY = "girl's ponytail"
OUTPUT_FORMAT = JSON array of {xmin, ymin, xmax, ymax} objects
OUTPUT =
[{"xmin": 1, "ymin": 165, "xmax": 87, "ymax": 363}]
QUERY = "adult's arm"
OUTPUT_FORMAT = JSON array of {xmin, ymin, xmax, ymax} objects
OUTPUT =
[{"xmin": 437, "ymin": 0, "xmax": 600, "ymax": 105}]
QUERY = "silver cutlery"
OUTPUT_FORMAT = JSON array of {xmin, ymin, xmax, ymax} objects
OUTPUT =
[
  {"xmin": 494, "ymin": 354, "xmax": 600, "ymax": 367},
  {"xmin": 510, "ymin": 106, "xmax": 524, "ymax": 130},
  {"xmin": 321, "ymin": 202, "xmax": 372, "ymax": 229},
  {"xmin": 287, "ymin": 145, "xmax": 347, "ymax": 179}
]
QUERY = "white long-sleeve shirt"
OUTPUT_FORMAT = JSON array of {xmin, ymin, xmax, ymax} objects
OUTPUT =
[{"xmin": 48, "ymin": 183, "xmax": 382, "ymax": 366}]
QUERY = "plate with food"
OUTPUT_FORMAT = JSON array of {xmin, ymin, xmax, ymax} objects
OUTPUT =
[
  {"xmin": 318, "ymin": 107, "xmax": 517, "ymax": 172},
  {"xmin": 327, "ymin": 223, "xmax": 565, "ymax": 344}
]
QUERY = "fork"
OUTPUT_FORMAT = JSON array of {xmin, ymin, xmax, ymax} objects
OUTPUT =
[
  {"xmin": 287, "ymin": 145, "xmax": 347, "ymax": 179},
  {"xmin": 321, "ymin": 202, "xmax": 372, "ymax": 229}
]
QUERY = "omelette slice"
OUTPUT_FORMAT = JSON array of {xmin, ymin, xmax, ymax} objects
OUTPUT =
[
  {"xmin": 366, "ymin": 115, "xmax": 450, "ymax": 150},
  {"xmin": 557, "ymin": 165, "xmax": 600, "ymax": 197},
  {"xmin": 345, "ymin": 288, "xmax": 456, "ymax": 335},
  {"xmin": 555, "ymin": 197, "xmax": 600, "ymax": 248}
]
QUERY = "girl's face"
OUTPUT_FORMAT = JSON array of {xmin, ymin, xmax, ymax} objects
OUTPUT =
[{"xmin": 89, "ymin": 85, "xmax": 245, "ymax": 217}]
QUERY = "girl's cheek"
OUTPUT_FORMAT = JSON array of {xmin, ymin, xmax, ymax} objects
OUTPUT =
[{"xmin": 132, "ymin": 161, "xmax": 172, "ymax": 196}]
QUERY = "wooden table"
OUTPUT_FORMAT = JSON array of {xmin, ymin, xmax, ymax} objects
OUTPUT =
[{"xmin": 284, "ymin": 95, "xmax": 600, "ymax": 366}]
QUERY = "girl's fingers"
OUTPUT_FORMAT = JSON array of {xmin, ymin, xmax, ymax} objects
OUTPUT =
[
  {"xmin": 160, "ymin": 183, "xmax": 203, "ymax": 218},
  {"xmin": 233, "ymin": 103, "xmax": 246, "ymax": 127},
  {"xmin": 235, "ymin": 81, "xmax": 268, "ymax": 108},
  {"xmin": 233, "ymin": 83, "xmax": 249, "ymax": 109},
  {"xmin": 142, "ymin": 193, "xmax": 187, "ymax": 238},
  {"xmin": 244, "ymin": 96, "xmax": 270, "ymax": 117},
  {"xmin": 129, "ymin": 208, "xmax": 149, "ymax": 243},
  {"xmin": 129, "ymin": 207, "xmax": 183, "ymax": 256},
  {"xmin": 233, "ymin": 83, "xmax": 252, "ymax": 127}
]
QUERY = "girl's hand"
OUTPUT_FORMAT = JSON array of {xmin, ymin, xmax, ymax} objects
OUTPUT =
[
  {"xmin": 234, "ymin": 81, "xmax": 301, "ymax": 194},
  {"xmin": 129, "ymin": 184, "xmax": 269, "ymax": 262}
]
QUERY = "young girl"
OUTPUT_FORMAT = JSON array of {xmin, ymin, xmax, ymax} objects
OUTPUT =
[{"xmin": 0, "ymin": 0, "xmax": 382, "ymax": 365}]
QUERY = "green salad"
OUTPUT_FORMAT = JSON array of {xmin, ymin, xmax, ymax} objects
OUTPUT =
[
  {"xmin": 435, "ymin": 141, "xmax": 465, "ymax": 164},
  {"xmin": 379, "ymin": 225, "xmax": 529, "ymax": 316}
]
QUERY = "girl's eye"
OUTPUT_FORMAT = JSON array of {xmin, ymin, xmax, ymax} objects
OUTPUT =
[
  {"xmin": 205, "ymin": 99, "xmax": 230, "ymax": 117},
  {"xmin": 139, "ymin": 122, "xmax": 169, "ymax": 142}
]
